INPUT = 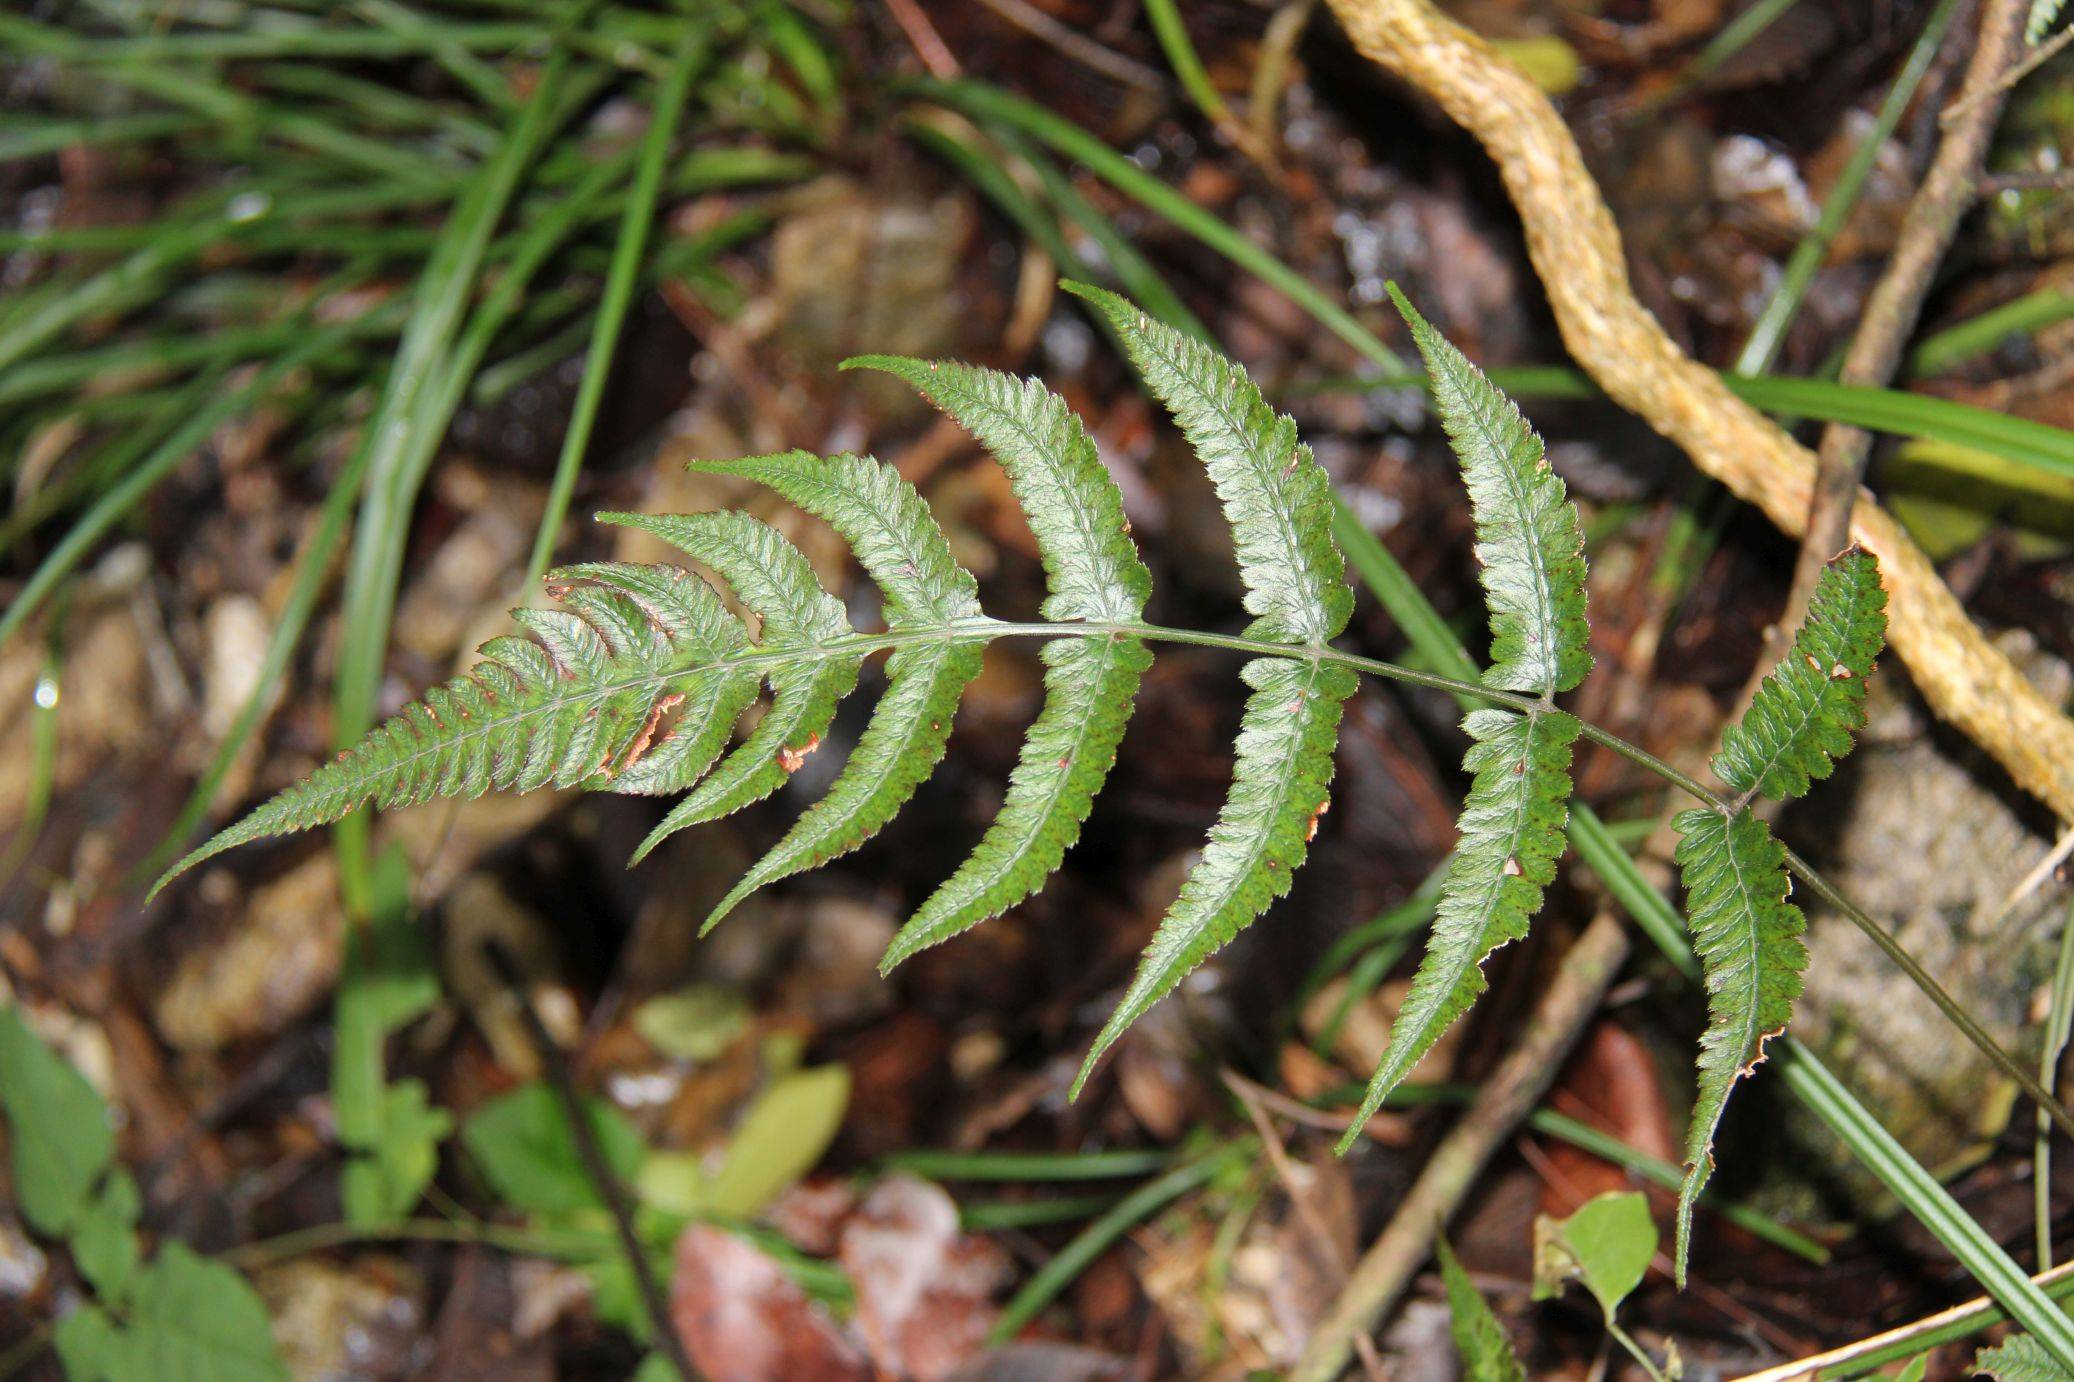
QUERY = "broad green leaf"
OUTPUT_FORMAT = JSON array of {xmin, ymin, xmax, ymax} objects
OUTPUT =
[
  {"xmin": 1339, "ymin": 708, "xmax": 1579, "ymax": 1150},
  {"xmin": 70, "ymin": 1170, "xmax": 140, "ymax": 1305},
  {"xmin": 1712, "ymin": 548, "xmax": 1885, "ymax": 802},
  {"xmin": 1438, "ymin": 1237, "xmax": 1527, "ymax": 1382},
  {"xmin": 843, "ymin": 355, "xmax": 1152, "ymax": 622},
  {"xmin": 98, "ymin": 1242, "xmax": 288, "ymax": 1381},
  {"xmin": 53, "ymin": 1304, "xmax": 121, "ymax": 1382},
  {"xmin": 1671, "ymin": 807, "xmax": 1806, "ymax": 1282},
  {"xmin": 884, "ymin": 634, "xmax": 1152, "ymax": 969},
  {"xmin": 1532, "ymin": 1190, "xmax": 1656, "ymax": 1320},
  {"xmin": 0, "ymin": 1006, "xmax": 115, "ymax": 1238},
  {"xmin": 1065, "ymin": 280, "xmax": 1352, "ymax": 646},
  {"xmin": 1390, "ymin": 286, "xmax": 1591, "ymax": 697},
  {"xmin": 1075, "ymin": 657, "xmax": 1357, "ymax": 1094},
  {"xmin": 1977, "ymin": 1334, "xmax": 2066, "ymax": 1381},
  {"xmin": 461, "ymin": 1083, "xmax": 645, "ymax": 1217}
]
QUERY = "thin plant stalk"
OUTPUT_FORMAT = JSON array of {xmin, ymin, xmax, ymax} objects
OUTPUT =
[
  {"xmin": 1735, "ymin": 0, "xmax": 1965, "ymax": 375},
  {"xmin": 2040, "ymin": 899, "xmax": 2074, "ymax": 1269},
  {"xmin": 521, "ymin": 20, "xmax": 707, "ymax": 590}
]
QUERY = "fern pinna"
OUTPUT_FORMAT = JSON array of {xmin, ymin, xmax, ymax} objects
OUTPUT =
[{"xmin": 153, "ymin": 283, "xmax": 1886, "ymax": 1278}]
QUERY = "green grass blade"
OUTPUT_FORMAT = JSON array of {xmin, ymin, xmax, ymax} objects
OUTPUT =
[{"xmin": 521, "ymin": 19, "xmax": 709, "ymax": 590}]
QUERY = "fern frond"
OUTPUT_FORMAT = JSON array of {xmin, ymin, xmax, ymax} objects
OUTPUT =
[
  {"xmin": 1063, "ymin": 280, "xmax": 1353, "ymax": 647},
  {"xmin": 1670, "ymin": 806, "xmax": 1807, "ymax": 1283},
  {"xmin": 698, "ymin": 451, "xmax": 982, "ymax": 625},
  {"xmin": 599, "ymin": 511, "xmax": 862, "ymax": 863},
  {"xmin": 688, "ymin": 452, "xmax": 988, "ymax": 932},
  {"xmin": 850, "ymin": 355, "xmax": 1155, "ymax": 967},
  {"xmin": 1338, "ymin": 708, "xmax": 1580, "ymax": 1151},
  {"xmin": 149, "ymin": 562, "xmax": 756, "ymax": 897},
  {"xmin": 702, "ymin": 637, "xmax": 986, "ymax": 932},
  {"xmin": 841, "ymin": 355, "xmax": 1152, "ymax": 622},
  {"xmin": 1712, "ymin": 548, "xmax": 1885, "ymax": 803},
  {"xmin": 1074, "ymin": 657, "xmax": 1357, "ymax": 1095},
  {"xmin": 1388, "ymin": 286, "xmax": 1591, "ymax": 697},
  {"xmin": 883, "ymin": 634, "xmax": 1153, "ymax": 969}
]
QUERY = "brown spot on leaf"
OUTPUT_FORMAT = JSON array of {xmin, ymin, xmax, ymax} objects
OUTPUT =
[
  {"xmin": 619, "ymin": 693, "xmax": 685, "ymax": 772},
  {"xmin": 778, "ymin": 734, "xmax": 821, "ymax": 774}
]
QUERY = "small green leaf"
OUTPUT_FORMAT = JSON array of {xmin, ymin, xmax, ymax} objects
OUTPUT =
[
  {"xmin": 1531, "ymin": 1190, "xmax": 1657, "ymax": 1321},
  {"xmin": 0, "ymin": 1005, "xmax": 115, "ymax": 1238},
  {"xmin": 1891, "ymin": 1354, "xmax": 1929, "ymax": 1382},
  {"xmin": 702, "ymin": 636, "xmax": 987, "ymax": 933},
  {"xmin": 1671, "ymin": 806, "xmax": 1806, "ymax": 1283},
  {"xmin": 1340, "ymin": 708, "xmax": 1579, "ymax": 1149},
  {"xmin": 1976, "ymin": 1334, "xmax": 2067, "ymax": 1381},
  {"xmin": 695, "ymin": 451, "xmax": 982, "ymax": 627},
  {"xmin": 71, "ymin": 1170, "xmax": 141, "ymax": 1305},
  {"xmin": 101, "ymin": 1242, "xmax": 288, "ymax": 1381},
  {"xmin": 1438, "ymin": 1237, "xmax": 1526, "ymax": 1382},
  {"xmin": 1389, "ymin": 285, "xmax": 1591, "ymax": 697},
  {"xmin": 631, "ymin": 985, "xmax": 750, "ymax": 1063},
  {"xmin": 461, "ymin": 1083, "xmax": 645, "ymax": 1217},
  {"xmin": 697, "ymin": 1064, "xmax": 851, "ymax": 1218},
  {"xmin": 1712, "ymin": 548, "xmax": 1885, "ymax": 802},
  {"xmin": 53, "ymin": 1303, "xmax": 120, "ymax": 1382},
  {"xmin": 341, "ymin": 1079, "xmax": 452, "ymax": 1227}
]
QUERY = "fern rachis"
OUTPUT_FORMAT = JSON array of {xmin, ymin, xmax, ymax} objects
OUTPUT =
[{"xmin": 155, "ymin": 284, "xmax": 1932, "ymax": 1291}]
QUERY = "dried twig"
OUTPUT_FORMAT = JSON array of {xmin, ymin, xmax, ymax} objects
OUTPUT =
[
  {"xmin": 1786, "ymin": 0, "xmax": 2033, "ymax": 618},
  {"xmin": 483, "ymin": 940, "xmax": 699, "ymax": 1382},
  {"xmin": 971, "ymin": 0, "xmax": 1165, "ymax": 91},
  {"xmin": 1732, "ymin": 1260, "xmax": 2074, "ymax": 1381},
  {"xmin": 1291, "ymin": 911, "xmax": 1632, "ymax": 1380}
]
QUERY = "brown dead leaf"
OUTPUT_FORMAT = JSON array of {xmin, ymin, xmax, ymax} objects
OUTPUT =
[
  {"xmin": 838, "ymin": 1173, "xmax": 1012, "ymax": 1380},
  {"xmin": 671, "ymin": 1224, "xmax": 869, "ymax": 1382}
]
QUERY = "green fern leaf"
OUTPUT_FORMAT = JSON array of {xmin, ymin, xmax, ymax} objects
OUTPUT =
[
  {"xmin": 1063, "ymin": 280, "xmax": 1353, "ymax": 646},
  {"xmin": 598, "ymin": 511, "xmax": 862, "ymax": 863},
  {"xmin": 1075, "ymin": 656, "xmax": 1357, "ymax": 1095},
  {"xmin": 690, "ymin": 452, "xmax": 988, "ymax": 932},
  {"xmin": 848, "ymin": 356, "xmax": 1155, "ymax": 967},
  {"xmin": 1671, "ymin": 806, "xmax": 1807, "ymax": 1283},
  {"xmin": 1338, "ymin": 708, "xmax": 1580, "ymax": 1151},
  {"xmin": 697, "ymin": 451, "xmax": 982, "ymax": 625},
  {"xmin": 883, "ymin": 633, "xmax": 1153, "ymax": 969},
  {"xmin": 149, "ymin": 560, "xmax": 756, "ymax": 897},
  {"xmin": 1438, "ymin": 1237, "xmax": 1528, "ymax": 1382},
  {"xmin": 1712, "ymin": 548, "xmax": 1885, "ymax": 803},
  {"xmin": 841, "ymin": 355, "xmax": 1153, "ymax": 622},
  {"xmin": 1976, "ymin": 1334, "xmax": 2064, "ymax": 1381},
  {"xmin": 1389, "ymin": 286, "xmax": 1591, "ymax": 697}
]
